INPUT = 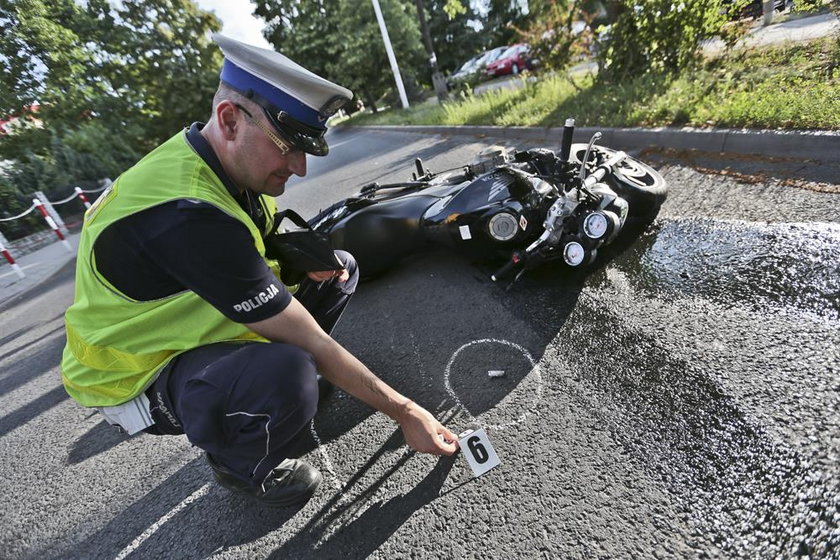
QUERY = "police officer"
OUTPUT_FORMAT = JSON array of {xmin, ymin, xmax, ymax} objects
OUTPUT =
[{"xmin": 61, "ymin": 34, "xmax": 458, "ymax": 507}]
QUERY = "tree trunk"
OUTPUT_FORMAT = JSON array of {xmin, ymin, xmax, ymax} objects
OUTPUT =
[
  {"xmin": 363, "ymin": 89, "xmax": 378, "ymax": 114},
  {"xmin": 414, "ymin": 0, "xmax": 447, "ymax": 102}
]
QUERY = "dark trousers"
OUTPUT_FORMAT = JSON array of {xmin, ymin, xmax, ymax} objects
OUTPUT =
[{"xmin": 144, "ymin": 250, "xmax": 357, "ymax": 487}]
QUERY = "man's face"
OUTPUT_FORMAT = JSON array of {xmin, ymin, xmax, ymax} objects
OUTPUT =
[{"xmin": 228, "ymin": 105, "xmax": 307, "ymax": 197}]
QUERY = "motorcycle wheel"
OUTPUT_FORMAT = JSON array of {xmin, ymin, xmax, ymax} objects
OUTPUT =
[{"xmin": 568, "ymin": 144, "xmax": 667, "ymax": 221}]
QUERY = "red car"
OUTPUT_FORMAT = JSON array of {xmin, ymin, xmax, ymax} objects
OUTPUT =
[{"xmin": 485, "ymin": 44, "xmax": 532, "ymax": 78}]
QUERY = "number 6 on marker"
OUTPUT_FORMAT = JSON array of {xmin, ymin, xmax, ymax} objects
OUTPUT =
[{"xmin": 458, "ymin": 428, "xmax": 501, "ymax": 477}]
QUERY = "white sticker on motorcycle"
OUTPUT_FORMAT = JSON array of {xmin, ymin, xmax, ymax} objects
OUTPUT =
[
  {"xmin": 519, "ymin": 215, "xmax": 528, "ymax": 231},
  {"xmin": 459, "ymin": 225, "xmax": 472, "ymax": 240}
]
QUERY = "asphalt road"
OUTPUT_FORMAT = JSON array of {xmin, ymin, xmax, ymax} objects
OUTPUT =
[{"xmin": 1, "ymin": 127, "xmax": 837, "ymax": 559}]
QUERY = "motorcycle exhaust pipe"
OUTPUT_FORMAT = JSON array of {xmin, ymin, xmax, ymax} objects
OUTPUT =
[{"xmin": 559, "ymin": 118, "xmax": 575, "ymax": 162}]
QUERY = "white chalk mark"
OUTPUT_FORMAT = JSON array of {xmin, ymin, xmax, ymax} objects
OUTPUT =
[
  {"xmin": 410, "ymin": 332, "xmax": 426, "ymax": 380},
  {"xmin": 306, "ymin": 337, "xmax": 538, "ymax": 497},
  {"xmin": 114, "ymin": 483, "xmax": 210, "ymax": 560},
  {"xmin": 444, "ymin": 338, "xmax": 542, "ymax": 430},
  {"xmin": 310, "ymin": 421, "xmax": 343, "ymax": 490}
]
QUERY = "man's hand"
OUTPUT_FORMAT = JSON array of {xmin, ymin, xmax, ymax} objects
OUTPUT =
[
  {"xmin": 246, "ymin": 299, "xmax": 458, "ymax": 457},
  {"xmin": 396, "ymin": 401, "xmax": 459, "ymax": 455},
  {"xmin": 306, "ymin": 268, "xmax": 349, "ymax": 283}
]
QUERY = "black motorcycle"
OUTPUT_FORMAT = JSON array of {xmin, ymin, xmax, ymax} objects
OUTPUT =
[{"xmin": 308, "ymin": 121, "xmax": 667, "ymax": 285}]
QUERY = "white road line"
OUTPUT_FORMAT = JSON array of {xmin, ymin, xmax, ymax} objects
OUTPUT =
[
  {"xmin": 310, "ymin": 421, "xmax": 343, "ymax": 490},
  {"xmin": 114, "ymin": 483, "xmax": 211, "ymax": 560}
]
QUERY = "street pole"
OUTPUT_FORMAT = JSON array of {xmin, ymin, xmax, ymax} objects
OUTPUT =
[
  {"xmin": 763, "ymin": 0, "xmax": 774, "ymax": 26},
  {"xmin": 371, "ymin": 0, "xmax": 410, "ymax": 109},
  {"xmin": 414, "ymin": 0, "xmax": 448, "ymax": 102}
]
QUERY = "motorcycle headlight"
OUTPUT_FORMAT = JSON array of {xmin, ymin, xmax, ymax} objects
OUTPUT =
[
  {"xmin": 581, "ymin": 210, "xmax": 621, "ymax": 241},
  {"xmin": 582, "ymin": 211, "xmax": 612, "ymax": 240},
  {"xmin": 563, "ymin": 240, "xmax": 597, "ymax": 267},
  {"xmin": 563, "ymin": 241, "xmax": 586, "ymax": 266}
]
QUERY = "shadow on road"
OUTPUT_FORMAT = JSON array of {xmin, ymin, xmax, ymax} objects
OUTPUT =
[
  {"xmin": 66, "ymin": 420, "xmax": 134, "ymax": 465},
  {"xmin": 0, "ymin": 333, "xmax": 68, "ymax": 438},
  {"xmin": 268, "ymin": 451, "xmax": 458, "ymax": 559},
  {"xmin": 284, "ymin": 249, "xmax": 586, "ymax": 458},
  {"xmin": 0, "ymin": 385, "xmax": 68, "ymax": 439},
  {"xmin": 53, "ymin": 456, "xmax": 303, "ymax": 560},
  {"xmin": 0, "ymin": 333, "xmax": 65, "ymax": 396},
  {"xmin": 0, "ymin": 323, "xmax": 65, "ymax": 365}
]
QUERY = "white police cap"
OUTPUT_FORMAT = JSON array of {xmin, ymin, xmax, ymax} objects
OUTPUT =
[{"xmin": 213, "ymin": 33, "xmax": 353, "ymax": 156}]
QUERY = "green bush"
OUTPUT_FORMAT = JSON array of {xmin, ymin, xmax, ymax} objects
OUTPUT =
[
  {"xmin": 599, "ymin": 0, "xmax": 732, "ymax": 81},
  {"xmin": 342, "ymin": 36, "xmax": 840, "ymax": 131}
]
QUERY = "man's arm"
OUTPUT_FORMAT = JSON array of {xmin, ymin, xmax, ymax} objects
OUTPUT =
[{"xmin": 246, "ymin": 298, "xmax": 458, "ymax": 455}]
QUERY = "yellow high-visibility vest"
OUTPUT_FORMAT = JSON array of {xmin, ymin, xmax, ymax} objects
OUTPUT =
[{"xmin": 61, "ymin": 129, "xmax": 283, "ymax": 407}]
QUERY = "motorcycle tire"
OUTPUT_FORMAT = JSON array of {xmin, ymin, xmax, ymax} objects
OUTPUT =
[{"xmin": 568, "ymin": 144, "xmax": 667, "ymax": 221}]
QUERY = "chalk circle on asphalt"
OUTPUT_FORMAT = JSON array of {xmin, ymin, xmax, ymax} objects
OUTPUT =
[{"xmin": 444, "ymin": 338, "xmax": 542, "ymax": 430}]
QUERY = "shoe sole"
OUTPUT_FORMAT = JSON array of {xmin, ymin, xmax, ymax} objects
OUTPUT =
[{"xmin": 252, "ymin": 470, "xmax": 322, "ymax": 508}]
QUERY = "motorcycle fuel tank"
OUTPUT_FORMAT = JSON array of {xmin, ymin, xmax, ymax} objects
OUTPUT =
[{"xmin": 420, "ymin": 169, "xmax": 544, "ymax": 257}]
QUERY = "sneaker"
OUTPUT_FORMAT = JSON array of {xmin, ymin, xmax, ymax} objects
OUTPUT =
[{"xmin": 207, "ymin": 453, "xmax": 322, "ymax": 507}]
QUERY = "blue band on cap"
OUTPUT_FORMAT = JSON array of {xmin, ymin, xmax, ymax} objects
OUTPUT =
[{"xmin": 220, "ymin": 59, "xmax": 325, "ymax": 130}]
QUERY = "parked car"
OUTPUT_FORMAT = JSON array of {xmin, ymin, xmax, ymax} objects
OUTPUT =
[
  {"xmin": 448, "ymin": 47, "xmax": 508, "ymax": 90},
  {"xmin": 723, "ymin": 0, "xmax": 786, "ymax": 19},
  {"xmin": 447, "ymin": 54, "xmax": 483, "ymax": 90},
  {"xmin": 484, "ymin": 44, "xmax": 532, "ymax": 78}
]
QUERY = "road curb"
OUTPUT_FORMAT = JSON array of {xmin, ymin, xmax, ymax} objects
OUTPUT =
[{"xmin": 345, "ymin": 125, "xmax": 840, "ymax": 163}]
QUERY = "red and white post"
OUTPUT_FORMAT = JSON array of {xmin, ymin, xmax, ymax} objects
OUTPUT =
[
  {"xmin": 0, "ymin": 238, "xmax": 25, "ymax": 280},
  {"xmin": 74, "ymin": 187, "xmax": 91, "ymax": 209},
  {"xmin": 33, "ymin": 198, "xmax": 73, "ymax": 252}
]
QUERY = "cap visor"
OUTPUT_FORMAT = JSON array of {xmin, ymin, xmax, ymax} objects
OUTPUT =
[
  {"xmin": 261, "ymin": 108, "xmax": 329, "ymax": 156},
  {"xmin": 277, "ymin": 127, "xmax": 329, "ymax": 156}
]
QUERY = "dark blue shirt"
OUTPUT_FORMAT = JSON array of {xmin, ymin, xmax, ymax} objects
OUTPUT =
[{"xmin": 93, "ymin": 123, "xmax": 291, "ymax": 323}]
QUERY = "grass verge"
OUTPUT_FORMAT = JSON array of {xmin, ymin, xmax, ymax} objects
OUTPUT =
[{"xmin": 342, "ymin": 36, "xmax": 840, "ymax": 131}]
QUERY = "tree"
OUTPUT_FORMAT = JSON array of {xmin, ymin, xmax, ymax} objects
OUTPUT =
[
  {"xmin": 254, "ymin": 0, "xmax": 425, "ymax": 111},
  {"xmin": 97, "ymin": 0, "xmax": 225, "ymax": 149},
  {"xmin": 424, "ymin": 0, "xmax": 487, "ymax": 74},
  {"xmin": 0, "ymin": 0, "xmax": 223, "ymax": 213},
  {"xmin": 597, "ymin": 1, "xmax": 731, "ymax": 81},
  {"xmin": 253, "ymin": 0, "xmax": 342, "ymax": 87},
  {"xmin": 3, "ymin": 122, "xmax": 140, "ymax": 197},
  {"xmin": 482, "ymin": 0, "xmax": 529, "ymax": 47},
  {"xmin": 515, "ymin": 0, "xmax": 587, "ymax": 74},
  {"xmin": 335, "ymin": 0, "xmax": 426, "ymax": 108},
  {"xmin": 0, "ymin": 0, "xmax": 223, "ymax": 161}
]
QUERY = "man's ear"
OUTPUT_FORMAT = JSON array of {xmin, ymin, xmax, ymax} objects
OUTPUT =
[{"xmin": 216, "ymin": 100, "xmax": 240, "ymax": 141}]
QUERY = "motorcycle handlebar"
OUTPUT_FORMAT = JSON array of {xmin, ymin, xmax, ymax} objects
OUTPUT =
[
  {"xmin": 491, "ymin": 252, "xmax": 524, "ymax": 282},
  {"xmin": 581, "ymin": 150, "xmax": 627, "ymax": 188}
]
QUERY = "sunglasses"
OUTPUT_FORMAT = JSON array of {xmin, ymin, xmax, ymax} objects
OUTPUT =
[{"xmin": 235, "ymin": 103, "xmax": 296, "ymax": 156}]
